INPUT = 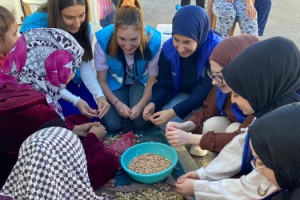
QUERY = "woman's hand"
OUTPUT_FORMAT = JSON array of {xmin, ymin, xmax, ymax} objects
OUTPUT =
[
  {"xmin": 176, "ymin": 171, "xmax": 200, "ymax": 196},
  {"xmin": 245, "ymin": 2, "xmax": 257, "ymax": 19},
  {"xmin": 73, "ymin": 122, "xmax": 101, "ymax": 137},
  {"xmin": 177, "ymin": 171, "xmax": 200, "ymax": 183},
  {"xmin": 76, "ymin": 99, "xmax": 98, "ymax": 118},
  {"xmin": 130, "ymin": 103, "xmax": 144, "ymax": 120},
  {"xmin": 143, "ymin": 103, "xmax": 155, "ymax": 121},
  {"xmin": 165, "ymin": 127, "xmax": 192, "ymax": 147},
  {"xmin": 89, "ymin": 124, "xmax": 107, "ymax": 140},
  {"xmin": 166, "ymin": 121, "xmax": 196, "ymax": 132},
  {"xmin": 175, "ymin": 178, "xmax": 195, "ymax": 196},
  {"xmin": 96, "ymin": 96, "xmax": 110, "ymax": 119},
  {"xmin": 149, "ymin": 109, "xmax": 176, "ymax": 126},
  {"xmin": 115, "ymin": 100, "xmax": 131, "ymax": 118}
]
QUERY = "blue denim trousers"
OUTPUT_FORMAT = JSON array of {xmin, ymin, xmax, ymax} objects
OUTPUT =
[
  {"xmin": 159, "ymin": 92, "xmax": 197, "ymax": 130},
  {"xmin": 101, "ymin": 81, "xmax": 153, "ymax": 133}
]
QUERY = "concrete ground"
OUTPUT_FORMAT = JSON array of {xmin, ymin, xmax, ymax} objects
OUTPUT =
[{"xmin": 141, "ymin": 0, "xmax": 300, "ymax": 47}]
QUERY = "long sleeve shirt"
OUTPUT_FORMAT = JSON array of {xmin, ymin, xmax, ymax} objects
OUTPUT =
[{"xmin": 188, "ymin": 86, "xmax": 255, "ymax": 153}]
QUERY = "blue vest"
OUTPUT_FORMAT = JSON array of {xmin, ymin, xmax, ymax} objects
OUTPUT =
[
  {"xmin": 20, "ymin": 12, "xmax": 48, "ymax": 33},
  {"xmin": 95, "ymin": 24, "xmax": 161, "ymax": 91},
  {"xmin": 162, "ymin": 31, "xmax": 222, "ymax": 95},
  {"xmin": 216, "ymin": 87, "xmax": 247, "ymax": 123}
]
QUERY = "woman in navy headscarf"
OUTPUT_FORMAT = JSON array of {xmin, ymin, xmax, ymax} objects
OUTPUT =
[{"xmin": 143, "ymin": 5, "xmax": 222, "ymax": 130}]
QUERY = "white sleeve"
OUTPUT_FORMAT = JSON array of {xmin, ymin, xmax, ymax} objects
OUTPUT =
[
  {"xmin": 60, "ymin": 89, "xmax": 80, "ymax": 106},
  {"xmin": 196, "ymin": 132, "xmax": 247, "ymax": 180},
  {"xmin": 80, "ymin": 60, "xmax": 105, "ymax": 102},
  {"xmin": 147, "ymin": 44, "xmax": 161, "ymax": 76},
  {"xmin": 94, "ymin": 42, "xmax": 109, "ymax": 71},
  {"xmin": 194, "ymin": 170, "xmax": 279, "ymax": 200}
]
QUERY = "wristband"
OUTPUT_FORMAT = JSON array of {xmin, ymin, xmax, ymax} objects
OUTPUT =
[{"xmin": 114, "ymin": 99, "xmax": 120, "ymax": 106}]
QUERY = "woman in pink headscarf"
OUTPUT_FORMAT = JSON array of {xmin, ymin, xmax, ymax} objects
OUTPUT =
[{"xmin": 0, "ymin": 28, "xmax": 118, "ymax": 189}]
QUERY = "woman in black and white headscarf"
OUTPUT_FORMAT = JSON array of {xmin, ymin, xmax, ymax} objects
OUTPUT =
[{"xmin": 0, "ymin": 127, "xmax": 106, "ymax": 200}]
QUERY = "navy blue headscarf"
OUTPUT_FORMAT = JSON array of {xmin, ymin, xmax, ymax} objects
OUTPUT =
[{"xmin": 172, "ymin": 5, "xmax": 210, "ymax": 50}]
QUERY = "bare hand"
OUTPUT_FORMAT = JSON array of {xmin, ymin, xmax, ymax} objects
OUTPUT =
[
  {"xmin": 149, "ymin": 109, "xmax": 176, "ymax": 126},
  {"xmin": 130, "ymin": 103, "xmax": 143, "ymax": 120},
  {"xmin": 76, "ymin": 99, "xmax": 98, "ymax": 118},
  {"xmin": 245, "ymin": 4, "xmax": 257, "ymax": 19},
  {"xmin": 166, "ymin": 121, "xmax": 195, "ymax": 132},
  {"xmin": 175, "ymin": 178, "xmax": 195, "ymax": 196},
  {"xmin": 177, "ymin": 171, "xmax": 200, "ymax": 184},
  {"xmin": 89, "ymin": 124, "xmax": 107, "ymax": 140},
  {"xmin": 225, "ymin": 0, "xmax": 234, "ymax": 3},
  {"xmin": 143, "ymin": 103, "xmax": 155, "ymax": 121},
  {"xmin": 176, "ymin": 171, "xmax": 200, "ymax": 195},
  {"xmin": 165, "ymin": 127, "xmax": 192, "ymax": 147},
  {"xmin": 72, "ymin": 122, "xmax": 101, "ymax": 137},
  {"xmin": 97, "ymin": 96, "xmax": 110, "ymax": 119},
  {"xmin": 115, "ymin": 100, "xmax": 131, "ymax": 118}
]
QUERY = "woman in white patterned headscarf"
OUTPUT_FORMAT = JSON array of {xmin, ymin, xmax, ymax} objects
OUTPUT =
[
  {"xmin": 1, "ymin": 28, "xmax": 84, "ymax": 119},
  {"xmin": 0, "ymin": 127, "xmax": 106, "ymax": 200}
]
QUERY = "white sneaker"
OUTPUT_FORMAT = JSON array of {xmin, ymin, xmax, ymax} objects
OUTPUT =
[{"xmin": 189, "ymin": 145, "xmax": 208, "ymax": 157}]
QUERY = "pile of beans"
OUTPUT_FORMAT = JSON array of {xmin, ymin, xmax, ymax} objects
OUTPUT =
[
  {"xmin": 129, "ymin": 153, "xmax": 171, "ymax": 174},
  {"xmin": 114, "ymin": 183, "xmax": 183, "ymax": 200}
]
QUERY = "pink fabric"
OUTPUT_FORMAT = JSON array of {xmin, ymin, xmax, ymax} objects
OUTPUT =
[
  {"xmin": 45, "ymin": 49, "xmax": 73, "ymax": 87},
  {"xmin": 97, "ymin": 0, "xmax": 113, "ymax": 19},
  {"xmin": 0, "ymin": 55, "xmax": 7, "ymax": 71},
  {"xmin": 105, "ymin": 131, "xmax": 136, "ymax": 158},
  {"xmin": 2, "ymin": 35, "xmax": 27, "ymax": 74}
]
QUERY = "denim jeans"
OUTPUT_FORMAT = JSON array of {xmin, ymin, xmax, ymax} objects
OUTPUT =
[
  {"xmin": 255, "ymin": 0, "xmax": 272, "ymax": 36},
  {"xmin": 160, "ymin": 92, "xmax": 197, "ymax": 130},
  {"xmin": 101, "ymin": 81, "xmax": 153, "ymax": 133}
]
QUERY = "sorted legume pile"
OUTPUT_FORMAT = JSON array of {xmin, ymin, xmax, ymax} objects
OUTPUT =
[
  {"xmin": 114, "ymin": 183, "xmax": 183, "ymax": 200},
  {"xmin": 129, "ymin": 153, "xmax": 171, "ymax": 174}
]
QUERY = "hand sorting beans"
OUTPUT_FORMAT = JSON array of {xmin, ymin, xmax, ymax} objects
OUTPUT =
[{"xmin": 129, "ymin": 153, "xmax": 171, "ymax": 174}]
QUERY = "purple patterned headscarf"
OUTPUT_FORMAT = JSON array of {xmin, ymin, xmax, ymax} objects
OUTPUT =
[{"xmin": 1, "ymin": 28, "xmax": 84, "ymax": 118}]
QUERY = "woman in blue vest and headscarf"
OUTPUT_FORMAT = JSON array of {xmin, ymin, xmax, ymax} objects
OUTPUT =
[
  {"xmin": 165, "ymin": 35, "xmax": 258, "ymax": 157},
  {"xmin": 143, "ymin": 5, "xmax": 222, "ymax": 129}
]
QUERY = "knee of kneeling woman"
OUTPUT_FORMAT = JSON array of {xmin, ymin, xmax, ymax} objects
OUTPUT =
[
  {"xmin": 225, "ymin": 122, "xmax": 241, "ymax": 133},
  {"xmin": 202, "ymin": 116, "xmax": 231, "ymax": 133}
]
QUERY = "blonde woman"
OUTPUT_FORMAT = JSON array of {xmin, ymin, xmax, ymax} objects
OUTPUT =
[{"xmin": 94, "ymin": 0, "xmax": 162, "ymax": 132}]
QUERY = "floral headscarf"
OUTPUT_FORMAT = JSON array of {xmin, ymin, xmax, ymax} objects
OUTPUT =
[{"xmin": 1, "ymin": 28, "xmax": 84, "ymax": 118}]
